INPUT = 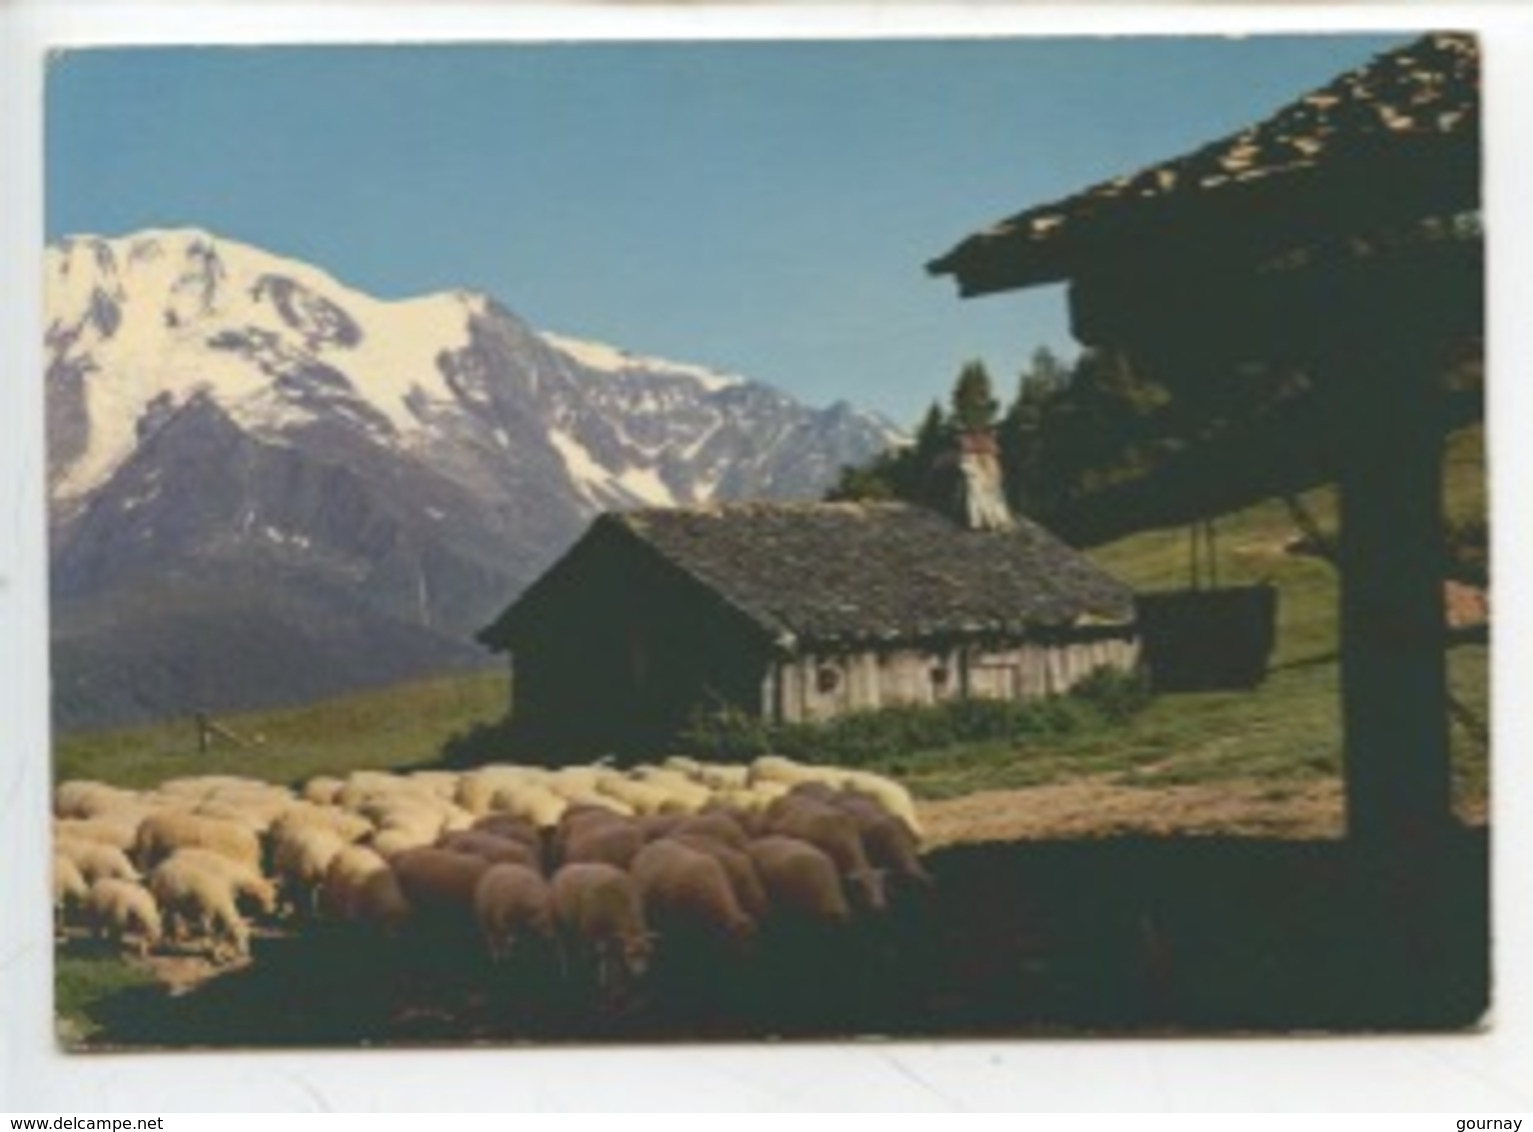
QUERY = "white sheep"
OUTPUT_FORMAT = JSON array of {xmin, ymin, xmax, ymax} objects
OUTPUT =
[
  {"xmin": 53, "ymin": 853, "xmax": 89, "ymax": 931},
  {"xmin": 155, "ymin": 847, "xmax": 277, "ymax": 921},
  {"xmin": 300, "ymin": 775, "xmax": 346, "ymax": 806},
  {"xmin": 52, "ymin": 814, "xmax": 145, "ymax": 852},
  {"xmin": 269, "ymin": 802, "xmax": 374, "ymax": 845},
  {"xmin": 134, "ymin": 811, "xmax": 262, "ymax": 873},
  {"xmin": 53, "ymin": 780, "xmax": 136, "ymax": 820},
  {"xmin": 84, "ymin": 878, "xmax": 164, "ymax": 957},
  {"xmin": 488, "ymin": 782, "xmax": 568, "ymax": 829},
  {"xmin": 55, "ymin": 837, "xmax": 140, "ymax": 886},
  {"xmin": 148, "ymin": 852, "xmax": 255, "ymax": 962},
  {"xmin": 271, "ymin": 825, "xmax": 350, "ymax": 914}
]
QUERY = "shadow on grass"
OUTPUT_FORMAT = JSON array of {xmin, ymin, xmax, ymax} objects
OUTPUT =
[{"xmin": 64, "ymin": 827, "xmax": 1489, "ymax": 1050}]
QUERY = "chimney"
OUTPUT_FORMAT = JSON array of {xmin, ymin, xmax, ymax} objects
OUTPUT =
[{"xmin": 951, "ymin": 428, "xmax": 1015, "ymax": 531}]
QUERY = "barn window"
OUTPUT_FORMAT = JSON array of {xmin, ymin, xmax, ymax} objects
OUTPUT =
[
  {"xmin": 816, "ymin": 664, "xmax": 842, "ymax": 694},
  {"xmin": 931, "ymin": 665, "xmax": 950, "ymax": 688}
]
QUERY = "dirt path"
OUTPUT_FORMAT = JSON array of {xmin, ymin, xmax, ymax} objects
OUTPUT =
[{"xmin": 917, "ymin": 776, "xmax": 1487, "ymax": 847}]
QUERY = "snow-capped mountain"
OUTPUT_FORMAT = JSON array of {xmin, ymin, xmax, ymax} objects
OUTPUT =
[{"xmin": 46, "ymin": 228, "xmax": 900, "ymax": 730}]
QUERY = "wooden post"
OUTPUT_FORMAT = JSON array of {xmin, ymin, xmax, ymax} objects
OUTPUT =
[
  {"xmin": 1319, "ymin": 320, "xmax": 1453, "ymax": 860},
  {"xmin": 1316, "ymin": 309, "xmax": 1458, "ymax": 1018}
]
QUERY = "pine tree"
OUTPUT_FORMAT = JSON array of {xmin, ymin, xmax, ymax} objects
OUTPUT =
[{"xmin": 950, "ymin": 360, "xmax": 999, "ymax": 432}]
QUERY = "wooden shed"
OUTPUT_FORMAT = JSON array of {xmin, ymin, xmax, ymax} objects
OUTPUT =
[{"xmin": 478, "ymin": 500, "xmax": 1139, "ymax": 755}]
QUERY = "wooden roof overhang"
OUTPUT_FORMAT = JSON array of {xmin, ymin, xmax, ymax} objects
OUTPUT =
[{"xmin": 926, "ymin": 33, "xmax": 1484, "ymax": 929}]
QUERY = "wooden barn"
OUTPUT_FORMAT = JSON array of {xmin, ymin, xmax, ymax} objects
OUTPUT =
[{"xmin": 478, "ymin": 482, "xmax": 1139, "ymax": 755}]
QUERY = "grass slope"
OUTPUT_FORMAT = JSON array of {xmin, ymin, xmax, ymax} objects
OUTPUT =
[{"xmin": 54, "ymin": 670, "xmax": 508, "ymax": 789}]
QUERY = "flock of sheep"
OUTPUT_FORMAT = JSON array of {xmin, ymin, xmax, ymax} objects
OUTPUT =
[{"xmin": 53, "ymin": 755, "xmax": 931, "ymax": 1006}]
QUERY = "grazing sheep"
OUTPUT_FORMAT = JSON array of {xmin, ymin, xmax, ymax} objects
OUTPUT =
[
  {"xmin": 369, "ymin": 827, "xmax": 436, "ymax": 859},
  {"xmin": 84, "ymin": 878, "xmax": 164, "ymax": 957},
  {"xmin": 54, "ymin": 780, "xmax": 136, "ymax": 820},
  {"xmin": 472, "ymin": 863, "xmax": 556, "ymax": 962},
  {"xmin": 270, "ymin": 803, "xmax": 373, "ymax": 845},
  {"xmin": 840, "ymin": 769, "xmax": 924, "ymax": 840},
  {"xmin": 746, "ymin": 835, "xmax": 853, "ymax": 928},
  {"xmin": 544, "ymin": 766, "xmax": 608, "ymax": 799},
  {"xmin": 334, "ymin": 770, "xmax": 428, "ymax": 811},
  {"xmin": 300, "ymin": 775, "xmax": 346, "ymax": 806},
  {"xmin": 156, "ymin": 847, "xmax": 276, "ymax": 920},
  {"xmin": 53, "ymin": 853, "xmax": 89, "ymax": 931},
  {"xmin": 594, "ymin": 776, "xmax": 677, "ymax": 817},
  {"xmin": 320, "ymin": 843, "xmax": 392, "ymax": 921},
  {"xmin": 671, "ymin": 811, "xmax": 751, "ymax": 852},
  {"xmin": 391, "ymin": 847, "xmax": 491, "ymax": 922},
  {"xmin": 148, "ymin": 852, "xmax": 254, "ymax": 962},
  {"xmin": 406, "ymin": 770, "xmax": 462, "ymax": 801},
  {"xmin": 488, "ymin": 783, "xmax": 568, "ymax": 829},
  {"xmin": 665, "ymin": 831, "xmax": 768, "ymax": 920},
  {"xmin": 134, "ymin": 811, "xmax": 262, "ymax": 873},
  {"xmin": 437, "ymin": 830, "xmax": 543, "ymax": 871},
  {"xmin": 271, "ymin": 825, "xmax": 350, "ymax": 914},
  {"xmin": 628, "ymin": 767, "xmax": 712, "ymax": 813},
  {"xmin": 551, "ymin": 862, "xmax": 653, "ymax": 994},
  {"xmin": 455, "ymin": 766, "xmax": 543, "ymax": 815},
  {"xmin": 194, "ymin": 795, "xmax": 290, "ymax": 834},
  {"xmin": 53, "ymin": 814, "xmax": 144, "ymax": 853},
  {"xmin": 689, "ymin": 762, "xmax": 752, "ymax": 791},
  {"xmin": 559, "ymin": 818, "xmax": 646, "ymax": 871},
  {"xmin": 351, "ymin": 865, "xmax": 413, "ymax": 936},
  {"xmin": 763, "ymin": 795, "xmax": 887, "ymax": 914},
  {"xmin": 55, "ymin": 837, "xmax": 140, "ymax": 885},
  {"xmin": 637, "ymin": 812, "xmax": 686, "ymax": 841},
  {"xmin": 749, "ymin": 754, "xmax": 838, "ymax": 789},
  {"xmin": 630, "ymin": 838, "xmax": 755, "ymax": 951},
  {"xmin": 660, "ymin": 755, "xmax": 704, "ymax": 777},
  {"xmin": 470, "ymin": 813, "xmax": 543, "ymax": 850},
  {"xmin": 830, "ymin": 791, "xmax": 933, "ymax": 891}
]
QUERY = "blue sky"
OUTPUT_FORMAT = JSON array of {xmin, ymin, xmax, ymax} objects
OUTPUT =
[{"xmin": 47, "ymin": 33, "xmax": 1410, "ymax": 425}]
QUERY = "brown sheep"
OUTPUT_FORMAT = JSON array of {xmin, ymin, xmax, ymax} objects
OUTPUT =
[
  {"xmin": 664, "ymin": 832, "xmax": 769, "ymax": 921},
  {"xmin": 351, "ymin": 865, "xmax": 413, "ymax": 936},
  {"xmin": 747, "ymin": 835, "xmax": 853, "ymax": 927},
  {"xmin": 762, "ymin": 795, "xmax": 887, "ymax": 914},
  {"xmin": 830, "ymin": 791, "xmax": 933, "ymax": 891},
  {"xmin": 472, "ymin": 863, "xmax": 556, "ymax": 962},
  {"xmin": 671, "ymin": 811, "xmax": 751, "ymax": 852},
  {"xmin": 630, "ymin": 838, "xmax": 755, "ymax": 951},
  {"xmin": 551, "ymin": 862, "xmax": 654, "ymax": 993},
  {"xmin": 559, "ymin": 819, "xmax": 646, "ymax": 871},
  {"xmin": 437, "ymin": 830, "xmax": 543, "ymax": 871},
  {"xmin": 470, "ymin": 813, "xmax": 543, "ymax": 850},
  {"xmin": 391, "ymin": 847, "xmax": 491, "ymax": 921}
]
